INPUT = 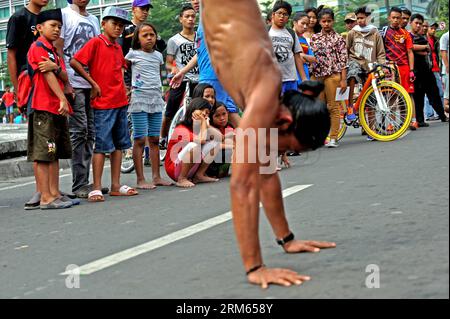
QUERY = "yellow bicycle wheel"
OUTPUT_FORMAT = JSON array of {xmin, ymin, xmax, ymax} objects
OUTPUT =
[
  {"xmin": 359, "ymin": 81, "xmax": 413, "ymax": 142},
  {"xmin": 326, "ymin": 101, "xmax": 347, "ymax": 142}
]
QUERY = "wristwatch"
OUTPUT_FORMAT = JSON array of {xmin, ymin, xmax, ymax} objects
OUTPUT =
[
  {"xmin": 54, "ymin": 66, "xmax": 62, "ymax": 76},
  {"xmin": 276, "ymin": 232, "xmax": 295, "ymax": 246}
]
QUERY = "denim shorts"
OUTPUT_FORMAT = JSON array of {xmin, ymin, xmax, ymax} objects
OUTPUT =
[
  {"xmin": 5, "ymin": 105, "xmax": 14, "ymax": 115},
  {"xmin": 94, "ymin": 106, "xmax": 132, "ymax": 153},
  {"xmin": 203, "ymin": 79, "xmax": 239, "ymax": 113},
  {"xmin": 130, "ymin": 112, "xmax": 162, "ymax": 139}
]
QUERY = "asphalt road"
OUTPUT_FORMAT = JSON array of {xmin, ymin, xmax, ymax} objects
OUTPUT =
[{"xmin": 0, "ymin": 122, "xmax": 448, "ymax": 299}]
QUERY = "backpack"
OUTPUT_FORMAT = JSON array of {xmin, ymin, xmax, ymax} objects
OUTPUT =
[
  {"xmin": 267, "ymin": 25, "xmax": 298, "ymax": 54},
  {"xmin": 380, "ymin": 26, "xmax": 389, "ymax": 40},
  {"xmin": 17, "ymin": 41, "xmax": 58, "ymax": 113}
]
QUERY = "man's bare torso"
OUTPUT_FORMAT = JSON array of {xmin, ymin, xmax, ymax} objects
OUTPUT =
[{"xmin": 201, "ymin": 0, "xmax": 281, "ymax": 110}]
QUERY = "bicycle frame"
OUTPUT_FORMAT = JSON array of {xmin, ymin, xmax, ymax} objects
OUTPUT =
[{"xmin": 353, "ymin": 63, "xmax": 390, "ymax": 113}]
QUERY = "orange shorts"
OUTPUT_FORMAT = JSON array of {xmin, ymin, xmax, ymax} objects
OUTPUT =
[{"xmin": 398, "ymin": 65, "xmax": 414, "ymax": 94}]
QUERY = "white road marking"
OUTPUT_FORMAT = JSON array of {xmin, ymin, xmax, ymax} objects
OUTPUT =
[{"xmin": 61, "ymin": 184, "xmax": 312, "ymax": 276}]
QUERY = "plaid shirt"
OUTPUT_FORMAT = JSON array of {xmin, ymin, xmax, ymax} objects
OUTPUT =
[{"xmin": 310, "ymin": 30, "xmax": 348, "ymax": 78}]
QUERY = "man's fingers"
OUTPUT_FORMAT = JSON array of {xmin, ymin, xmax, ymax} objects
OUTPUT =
[
  {"xmin": 304, "ymin": 245, "xmax": 320, "ymax": 253},
  {"xmin": 274, "ymin": 278, "xmax": 292, "ymax": 287},
  {"xmin": 306, "ymin": 241, "xmax": 337, "ymax": 248},
  {"xmin": 261, "ymin": 279, "xmax": 268, "ymax": 289}
]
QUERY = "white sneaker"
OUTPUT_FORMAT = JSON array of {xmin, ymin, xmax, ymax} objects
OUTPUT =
[{"xmin": 326, "ymin": 139, "xmax": 339, "ymax": 148}]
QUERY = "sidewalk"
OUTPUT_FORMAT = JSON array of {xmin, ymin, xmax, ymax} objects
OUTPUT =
[
  {"xmin": 0, "ymin": 124, "xmax": 70, "ymax": 181},
  {"xmin": 0, "ymin": 124, "xmax": 28, "ymax": 157}
]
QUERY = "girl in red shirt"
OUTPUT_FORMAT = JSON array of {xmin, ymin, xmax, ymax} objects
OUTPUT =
[
  {"xmin": 164, "ymin": 98, "xmax": 221, "ymax": 188},
  {"xmin": 207, "ymin": 102, "xmax": 235, "ymax": 178}
]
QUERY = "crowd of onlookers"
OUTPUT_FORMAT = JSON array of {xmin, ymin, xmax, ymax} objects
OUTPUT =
[{"xmin": 4, "ymin": 0, "xmax": 448, "ymax": 210}]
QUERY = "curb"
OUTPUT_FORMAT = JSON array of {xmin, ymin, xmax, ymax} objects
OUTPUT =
[{"xmin": 0, "ymin": 157, "xmax": 71, "ymax": 181}]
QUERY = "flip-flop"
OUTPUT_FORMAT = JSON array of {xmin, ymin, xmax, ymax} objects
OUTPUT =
[
  {"xmin": 40, "ymin": 198, "xmax": 73, "ymax": 210},
  {"xmin": 110, "ymin": 185, "xmax": 139, "ymax": 197},
  {"xmin": 61, "ymin": 195, "xmax": 81, "ymax": 206},
  {"xmin": 76, "ymin": 185, "xmax": 110, "ymax": 198},
  {"xmin": 24, "ymin": 192, "xmax": 41, "ymax": 210},
  {"xmin": 88, "ymin": 190, "xmax": 105, "ymax": 202}
]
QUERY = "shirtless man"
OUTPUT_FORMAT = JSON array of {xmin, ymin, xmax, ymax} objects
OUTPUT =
[{"xmin": 201, "ymin": 0, "xmax": 336, "ymax": 288}]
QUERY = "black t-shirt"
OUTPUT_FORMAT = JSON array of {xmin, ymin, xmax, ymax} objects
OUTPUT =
[
  {"xmin": 411, "ymin": 33, "xmax": 432, "ymax": 74},
  {"xmin": 6, "ymin": 7, "xmax": 39, "ymax": 76}
]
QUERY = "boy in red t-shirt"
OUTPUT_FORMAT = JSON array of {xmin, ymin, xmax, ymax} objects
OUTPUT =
[
  {"xmin": 70, "ymin": 7, "xmax": 138, "ymax": 202},
  {"xmin": 383, "ymin": 7, "xmax": 418, "ymax": 129},
  {"xmin": 1, "ymin": 86, "xmax": 15, "ymax": 123},
  {"xmin": 27, "ymin": 9, "xmax": 74, "ymax": 210}
]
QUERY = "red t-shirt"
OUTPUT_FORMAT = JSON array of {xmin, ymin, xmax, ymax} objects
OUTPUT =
[
  {"xmin": 164, "ymin": 125, "xmax": 194, "ymax": 181},
  {"xmin": 73, "ymin": 34, "xmax": 128, "ymax": 110},
  {"xmin": 2, "ymin": 92, "xmax": 15, "ymax": 107},
  {"xmin": 428, "ymin": 36, "xmax": 440, "ymax": 72},
  {"xmin": 28, "ymin": 37, "xmax": 70, "ymax": 115},
  {"xmin": 384, "ymin": 27, "xmax": 413, "ymax": 66}
]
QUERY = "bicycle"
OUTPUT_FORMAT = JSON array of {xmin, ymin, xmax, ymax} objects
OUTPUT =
[{"xmin": 331, "ymin": 62, "xmax": 413, "ymax": 142}]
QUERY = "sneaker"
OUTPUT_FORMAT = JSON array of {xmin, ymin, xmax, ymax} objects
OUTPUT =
[
  {"xmin": 427, "ymin": 115, "xmax": 440, "ymax": 121},
  {"xmin": 326, "ymin": 139, "xmax": 339, "ymax": 148},
  {"xmin": 144, "ymin": 158, "xmax": 151, "ymax": 166},
  {"xmin": 386, "ymin": 123, "xmax": 394, "ymax": 132},
  {"xmin": 409, "ymin": 121, "xmax": 419, "ymax": 130},
  {"xmin": 441, "ymin": 117, "xmax": 449, "ymax": 123},
  {"xmin": 418, "ymin": 122, "xmax": 430, "ymax": 127},
  {"xmin": 367, "ymin": 136, "xmax": 375, "ymax": 141},
  {"xmin": 345, "ymin": 113, "xmax": 357, "ymax": 123}
]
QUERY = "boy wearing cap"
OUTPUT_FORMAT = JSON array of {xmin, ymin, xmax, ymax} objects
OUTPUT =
[
  {"xmin": 27, "ymin": 9, "xmax": 74, "ymax": 209},
  {"xmin": 341, "ymin": 13, "xmax": 357, "ymax": 40},
  {"xmin": 118, "ymin": 0, "xmax": 166, "ymax": 91},
  {"xmin": 55, "ymin": 0, "xmax": 101, "ymax": 198},
  {"xmin": 70, "ymin": 7, "xmax": 138, "ymax": 202},
  {"xmin": 7, "ymin": 0, "xmax": 48, "ymax": 210}
]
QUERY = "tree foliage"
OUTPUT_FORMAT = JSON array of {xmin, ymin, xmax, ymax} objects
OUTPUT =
[{"xmin": 149, "ymin": 0, "xmax": 186, "ymax": 42}]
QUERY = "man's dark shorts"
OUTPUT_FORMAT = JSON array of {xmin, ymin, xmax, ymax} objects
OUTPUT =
[
  {"xmin": 165, "ymin": 81, "xmax": 198, "ymax": 118},
  {"xmin": 93, "ymin": 106, "xmax": 132, "ymax": 153},
  {"xmin": 27, "ymin": 110, "xmax": 72, "ymax": 162}
]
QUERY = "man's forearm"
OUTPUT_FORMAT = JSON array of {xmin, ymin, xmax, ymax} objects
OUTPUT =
[
  {"xmin": 259, "ymin": 173, "xmax": 291, "ymax": 239},
  {"xmin": 441, "ymin": 51, "xmax": 448, "ymax": 72},
  {"xmin": 7, "ymin": 49, "xmax": 18, "ymax": 92},
  {"xmin": 70, "ymin": 59, "xmax": 96, "ymax": 87},
  {"xmin": 413, "ymin": 44, "xmax": 428, "ymax": 52},
  {"xmin": 295, "ymin": 54, "xmax": 307, "ymax": 81},
  {"xmin": 230, "ymin": 164, "xmax": 263, "ymax": 271},
  {"xmin": 180, "ymin": 54, "xmax": 197, "ymax": 75},
  {"xmin": 408, "ymin": 50, "xmax": 414, "ymax": 71},
  {"xmin": 43, "ymin": 72, "xmax": 67, "ymax": 101}
]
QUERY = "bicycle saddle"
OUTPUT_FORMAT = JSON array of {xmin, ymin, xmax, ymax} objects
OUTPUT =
[{"xmin": 298, "ymin": 81, "xmax": 324, "ymax": 98}]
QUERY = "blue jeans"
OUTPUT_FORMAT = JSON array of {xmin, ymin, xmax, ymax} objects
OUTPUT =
[{"xmin": 424, "ymin": 72, "xmax": 444, "ymax": 118}]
